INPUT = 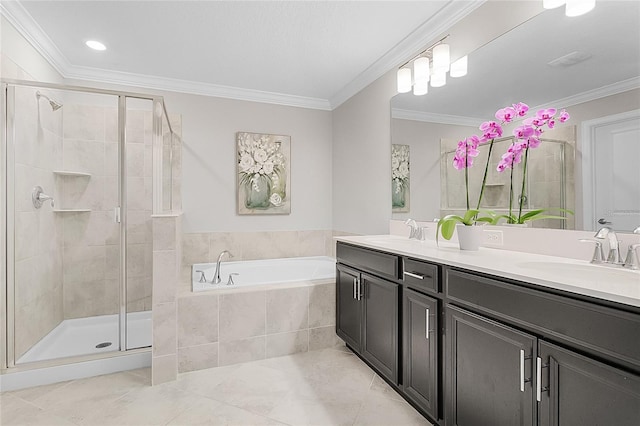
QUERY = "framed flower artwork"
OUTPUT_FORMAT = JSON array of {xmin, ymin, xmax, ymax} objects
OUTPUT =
[{"xmin": 237, "ymin": 132, "xmax": 291, "ymax": 215}]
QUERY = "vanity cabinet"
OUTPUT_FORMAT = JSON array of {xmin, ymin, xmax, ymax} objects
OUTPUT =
[
  {"xmin": 336, "ymin": 264, "xmax": 362, "ymax": 351},
  {"xmin": 447, "ymin": 305, "xmax": 536, "ymax": 426},
  {"xmin": 445, "ymin": 268, "xmax": 640, "ymax": 426},
  {"xmin": 403, "ymin": 288, "xmax": 440, "ymax": 421},
  {"xmin": 538, "ymin": 341, "xmax": 640, "ymax": 426},
  {"xmin": 335, "ymin": 245, "xmax": 399, "ymax": 383},
  {"xmin": 335, "ymin": 241, "xmax": 640, "ymax": 426}
]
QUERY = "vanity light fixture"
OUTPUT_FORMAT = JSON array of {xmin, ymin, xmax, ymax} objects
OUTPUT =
[
  {"xmin": 85, "ymin": 40, "xmax": 106, "ymax": 51},
  {"xmin": 396, "ymin": 35, "xmax": 467, "ymax": 95},
  {"xmin": 397, "ymin": 67, "xmax": 412, "ymax": 93},
  {"xmin": 450, "ymin": 56, "xmax": 468, "ymax": 78}
]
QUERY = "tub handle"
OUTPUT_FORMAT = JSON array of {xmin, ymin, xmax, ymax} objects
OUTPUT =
[
  {"xmin": 195, "ymin": 270, "xmax": 207, "ymax": 283},
  {"xmin": 227, "ymin": 273, "xmax": 239, "ymax": 286}
]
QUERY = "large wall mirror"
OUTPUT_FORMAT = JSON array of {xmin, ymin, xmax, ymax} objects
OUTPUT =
[{"xmin": 390, "ymin": 1, "xmax": 640, "ymax": 232}]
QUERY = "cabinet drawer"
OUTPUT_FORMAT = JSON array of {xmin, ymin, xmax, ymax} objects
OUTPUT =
[
  {"xmin": 336, "ymin": 243, "xmax": 399, "ymax": 280},
  {"xmin": 402, "ymin": 258, "xmax": 438, "ymax": 293},
  {"xmin": 446, "ymin": 268, "xmax": 640, "ymax": 372}
]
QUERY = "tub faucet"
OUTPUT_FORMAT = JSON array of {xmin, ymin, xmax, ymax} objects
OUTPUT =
[
  {"xmin": 213, "ymin": 250, "xmax": 233, "ymax": 284},
  {"xmin": 594, "ymin": 227, "xmax": 622, "ymax": 264}
]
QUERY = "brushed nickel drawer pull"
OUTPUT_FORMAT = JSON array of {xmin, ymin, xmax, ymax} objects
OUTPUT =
[
  {"xmin": 404, "ymin": 271, "xmax": 425, "ymax": 280},
  {"xmin": 353, "ymin": 277, "xmax": 357, "ymax": 300},
  {"xmin": 425, "ymin": 308, "xmax": 430, "ymax": 339}
]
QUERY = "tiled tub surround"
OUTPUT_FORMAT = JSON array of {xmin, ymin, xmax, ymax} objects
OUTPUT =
[{"xmin": 176, "ymin": 280, "xmax": 340, "ymax": 374}]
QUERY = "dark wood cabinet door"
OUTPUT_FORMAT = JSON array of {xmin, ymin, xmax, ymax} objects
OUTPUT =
[
  {"xmin": 336, "ymin": 265, "xmax": 361, "ymax": 351},
  {"xmin": 447, "ymin": 305, "xmax": 536, "ymax": 426},
  {"xmin": 403, "ymin": 288, "xmax": 439, "ymax": 420},
  {"xmin": 539, "ymin": 340, "xmax": 640, "ymax": 426},
  {"xmin": 362, "ymin": 273, "xmax": 399, "ymax": 383}
]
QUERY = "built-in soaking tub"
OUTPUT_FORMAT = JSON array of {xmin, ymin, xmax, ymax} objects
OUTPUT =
[{"xmin": 191, "ymin": 256, "xmax": 336, "ymax": 292}]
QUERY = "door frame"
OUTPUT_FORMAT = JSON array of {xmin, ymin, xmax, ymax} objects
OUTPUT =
[{"xmin": 581, "ymin": 109, "xmax": 640, "ymax": 231}]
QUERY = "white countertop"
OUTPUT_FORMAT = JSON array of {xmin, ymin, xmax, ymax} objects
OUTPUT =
[{"xmin": 335, "ymin": 235, "xmax": 640, "ymax": 308}]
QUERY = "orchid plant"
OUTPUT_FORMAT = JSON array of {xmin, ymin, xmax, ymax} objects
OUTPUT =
[
  {"xmin": 496, "ymin": 107, "xmax": 573, "ymax": 224},
  {"xmin": 437, "ymin": 103, "xmax": 529, "ymax": 242}
]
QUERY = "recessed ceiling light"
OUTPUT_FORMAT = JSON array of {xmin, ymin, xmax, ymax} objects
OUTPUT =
[{"xmin": 86, "ymin": 40, "xmax": 106, "ymax": 51}]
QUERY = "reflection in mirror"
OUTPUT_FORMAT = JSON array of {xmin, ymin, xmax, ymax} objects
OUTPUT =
[{"xmin": 390, "ymin": 1, "xmax": 640, "ymax": 232}]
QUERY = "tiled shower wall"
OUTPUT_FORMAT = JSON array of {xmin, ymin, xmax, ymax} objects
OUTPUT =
[
  {"xmin": 13, "ymin": 86, "xmax": 64, "ymax": 360},
  {"xmin": 60, "ymin": 104, "xmax": 154, "ymax": 319}
]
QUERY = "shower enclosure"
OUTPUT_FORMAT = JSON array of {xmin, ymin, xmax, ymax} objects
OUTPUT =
[{"xmin": 1, "ymin": 80, "xmax": 178, "ymax": 370}]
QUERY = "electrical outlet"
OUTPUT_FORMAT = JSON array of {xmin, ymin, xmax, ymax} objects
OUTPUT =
[{"xmin": 484, "ymin": 229, "xmax": 504, "ymax": 246}]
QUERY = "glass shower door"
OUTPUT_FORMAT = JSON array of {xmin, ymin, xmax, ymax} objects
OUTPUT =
[
  {"xmin": 9, "ymin": 84, "xmax": 123, "ymax": 364},
  {"xmin": 124, "ymin": 97, "xmax": 153, "ymax": 350}
]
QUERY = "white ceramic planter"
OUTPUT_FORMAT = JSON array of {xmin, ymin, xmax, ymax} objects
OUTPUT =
[{"xmin": 456, "ymin": 224, "xmax": 484, "ymax": 251}]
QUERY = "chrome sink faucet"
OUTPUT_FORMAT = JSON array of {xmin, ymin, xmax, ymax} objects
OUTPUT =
[
  {"xmin": 623, "ymin": 226, "xmax": 640, "ymax": 270},
  {"xmin": 405, "ymin": 219, "xmax": 425, "ymax": 241},
  {"xmin": 594, "ymin": 227, "xmax": 623, "ymax": 265},
  {"xmin": 213, "ymin": 250, "xmax": 233, "ymax": 284}
]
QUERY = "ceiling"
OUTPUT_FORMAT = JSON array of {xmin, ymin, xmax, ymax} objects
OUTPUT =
[
  {"xmin": 1, "ymin": 0, "xmax": 482, "ymax": 110},
  {"xmin": 392, "ymin": 1, "xmax": 640, "ymax": 121}
]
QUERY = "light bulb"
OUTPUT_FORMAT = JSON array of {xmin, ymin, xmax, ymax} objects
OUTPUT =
[
  {"xmin": 413, "ymin": 57, "xmax": 430, "ymax": 85},
  {"xmin": 413, "ymin": 79, "xmax": 428, "ymax": 96},
  {"xmin": 450, "ymin": 56, "xmax": 468, "ymax": 78},
  {"xmin": 431, "ymin": 71, "xmax": 446, "ymax": 88},
  {"xmin": 565, "ymin": 0, "xmax": 595, "ymax": 16},
  {"xmin": 433, "ymin": 44, "xmax": 450, "ymax": 74},
  {"xmin": 397, "ymin": 68, "xmax": 412, "ymax": 93}
]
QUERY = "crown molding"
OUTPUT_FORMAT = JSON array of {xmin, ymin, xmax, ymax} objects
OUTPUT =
[
  {"xmin": 391, "ymin": 108, "xmax": 483, "ymax": 127},
  {"xmin": 328, "ymin": 0, "xmax": 486, "ymax": 109},
  {"xmin": 0, "ymin": 0, "xmax": 71, "ymax": 75},
  {"xmin": 65, "ymin": 65, "xmax": 332, "ymax": 110},
  {"xmin": 1, "ymin": 1, "xmax": 331, "ymax": 110},
  {"xmin": 534, "ymin": 77, "xmax": 640, "ymax": 111}
]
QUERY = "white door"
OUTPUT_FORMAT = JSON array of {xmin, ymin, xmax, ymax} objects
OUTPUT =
[{"xmin": 587, "ymin": 111, "xmax": 640, "ymax": 232}]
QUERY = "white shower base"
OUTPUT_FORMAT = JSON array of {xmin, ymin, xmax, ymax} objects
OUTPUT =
[{"xmin": 17, "ymin": 311, "xmax": 152, "ymax": 364}]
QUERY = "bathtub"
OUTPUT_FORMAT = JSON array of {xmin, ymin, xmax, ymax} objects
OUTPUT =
[{"xmin": 191, "ymin": 256, "xmax": 336, "ymax": 292}]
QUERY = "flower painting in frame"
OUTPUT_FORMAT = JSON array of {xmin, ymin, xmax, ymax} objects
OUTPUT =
[
  {"xmin": 392, "ymin": 144, "xmax": 410, "ymax": 212},
  {"xmin": 237, "ymin": 132, "xmax": 291, "ymax": 215}
]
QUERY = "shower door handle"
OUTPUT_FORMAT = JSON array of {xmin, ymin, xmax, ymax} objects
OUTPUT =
[{"xmin": 114, "ymin": 207, "xmax": 121, "ymax": 223}]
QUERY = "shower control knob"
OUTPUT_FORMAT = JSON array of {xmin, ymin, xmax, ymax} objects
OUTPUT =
[{"xmin": 598, "ymin": 218, "xmax": 612, "ymax": 225}]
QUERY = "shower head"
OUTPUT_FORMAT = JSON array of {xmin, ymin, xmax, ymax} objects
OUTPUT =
[{"xmin": 35, "ymin": 91, "xmax": 63, "ymax": 111}]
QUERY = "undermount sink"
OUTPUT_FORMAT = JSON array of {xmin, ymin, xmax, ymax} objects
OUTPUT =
[{"xmin": 516, "ymin": 261, "xmax": 640, "ymax": 285}]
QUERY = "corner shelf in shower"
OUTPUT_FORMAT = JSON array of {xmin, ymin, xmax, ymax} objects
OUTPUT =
[
  {"xmin": 53, "ymin": 171, "xmax": 92, "ymax": 177},
  {"xmin": 52, "ymin": 209, "xmax": 91, "ymax": 213}
]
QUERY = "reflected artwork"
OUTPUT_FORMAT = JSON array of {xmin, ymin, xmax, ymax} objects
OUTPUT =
[{"xmin": 392, "ymin": 144, "xmax": 410, "ymax": 212}]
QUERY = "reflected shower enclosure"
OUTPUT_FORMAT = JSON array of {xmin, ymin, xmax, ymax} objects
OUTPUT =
[
  {"xmin": 1, "ymin": 80, "xmax": 179, "ymax": 368},
  {"xmin": 440, "ymin": 133, "xmax": 575, "ymax": 230}
]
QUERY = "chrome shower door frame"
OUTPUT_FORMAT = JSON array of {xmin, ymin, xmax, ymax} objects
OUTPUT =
[{"xmin": 1, "ymin": 79, "xmax": 171, "ymax": 370}]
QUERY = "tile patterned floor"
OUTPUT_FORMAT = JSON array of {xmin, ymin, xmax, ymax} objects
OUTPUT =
[{"xmin": 1, "ymin": 346, "xmax": 432, "ymax": 426}]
